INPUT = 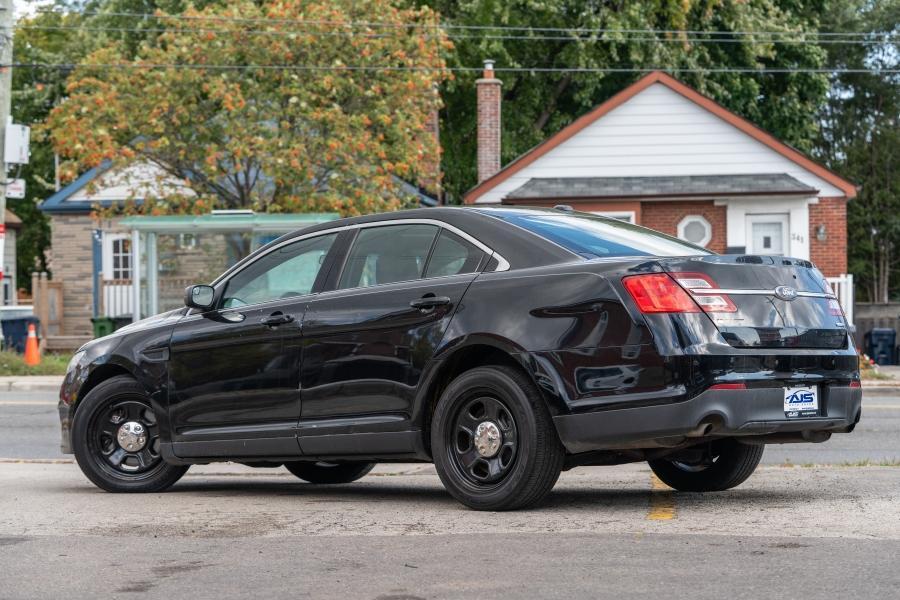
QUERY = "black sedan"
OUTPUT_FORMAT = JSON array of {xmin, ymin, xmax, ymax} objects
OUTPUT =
[{"xmin": 59, "ymin": 207, "xmax": 862, "ymax": 510}]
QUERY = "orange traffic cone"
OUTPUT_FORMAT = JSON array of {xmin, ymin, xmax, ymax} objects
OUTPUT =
[{"xmin": 24, "ymin": 323, "xmax": 40, "ymax": 367}]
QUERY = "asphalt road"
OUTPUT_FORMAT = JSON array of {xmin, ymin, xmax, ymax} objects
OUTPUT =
[
  {"xmin": 2, "ymin": 389, "xmax": 898, "ymax": 464},
  {"xmin": 2, "ymin": 388, "xmax": 899, "ymax": 599},
  {"xmin": 2, "ymin": 462, "xmax": 899, "ymax": 599}
]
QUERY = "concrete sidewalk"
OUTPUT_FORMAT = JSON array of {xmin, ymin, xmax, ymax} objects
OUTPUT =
[{"xmin": 0, "ymin": 376, "xmax": 63, "ymax": 392}]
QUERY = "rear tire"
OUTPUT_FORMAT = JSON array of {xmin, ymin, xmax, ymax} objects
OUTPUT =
[
  {"xmin": 648, "ymin": 439, "xmax": 764, "ymax": 492},
  {"xmin": 284, "ymin": 461, "xmax": 375, "ymax": 484},
  {"xmin": 72, "ymin": 375, "xmax": 188, "ymax": 493},
  {"xmin": 431, "ymin": 366, "xmax": 564, "ymax": 511}
]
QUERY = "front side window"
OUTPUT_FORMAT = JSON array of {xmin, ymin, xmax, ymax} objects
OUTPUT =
[
  {"xmin": 489, "ymin": 211, "xmax": 713, "ymax": 258},
  {"xmin": 424, "ymin": 230, "xmax": 485, "ymax": 278},
  {"xmin": 222, "ymin": 233, "xmax": 337, "ymax": 307},
  {"xmin": 339, "ymin": 224, "xmax": 439, "ymax": 290}
]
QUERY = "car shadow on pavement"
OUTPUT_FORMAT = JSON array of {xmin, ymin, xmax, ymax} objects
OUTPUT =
[{"xmin": 56, "ymin": 476, "xmax": 825, "ymax": 513}]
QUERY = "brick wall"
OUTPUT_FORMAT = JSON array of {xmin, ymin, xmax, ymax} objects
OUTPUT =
[
  {"xmin": 640, "ymin": 200, "xmax": 727, "ymax": 253},
  {"xmin": 476, "ymin": 65, "xmax": 502, "ymax": 184},
  {"xmin": 808, "ymin": 197, "xmax": 847, "ymax": 277}
]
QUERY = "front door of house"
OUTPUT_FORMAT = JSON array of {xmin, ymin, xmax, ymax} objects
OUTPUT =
[
  {"xmin": 746, "ymin": 214, "xmax": 789, "ymax": 256},
  {"xmin": 101, "ymin": 233, "xmax": 134, "ymax": 317}
]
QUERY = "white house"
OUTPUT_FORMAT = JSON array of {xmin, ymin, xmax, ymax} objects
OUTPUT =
[{"xmin": 465, "ymin": 68, "xmax": 856, "ymax": 305}]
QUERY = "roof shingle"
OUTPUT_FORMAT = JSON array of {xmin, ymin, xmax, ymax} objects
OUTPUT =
[{"xmin": 505, "ymin": 173, "xmax": 818, "ymax": 201}]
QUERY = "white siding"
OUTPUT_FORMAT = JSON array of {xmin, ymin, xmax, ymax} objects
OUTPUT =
[
  {"xmin": 474, "ymin": 83, "xmax": 845, "ymax": 203},
  {"xmin": 66, "ymin": 162, "xmax": 195, "ymax": 203}
]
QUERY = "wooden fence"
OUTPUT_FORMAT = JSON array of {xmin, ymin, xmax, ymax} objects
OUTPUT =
[{"xmin": 31, "ymin": 272, "xmax": 63, "ymax": 337}]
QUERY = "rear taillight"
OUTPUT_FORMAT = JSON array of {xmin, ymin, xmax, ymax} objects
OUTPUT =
[
  {"xmin": 709, "ymin": 382, "xmax": 747, "ymax": 390},
  {"xmin": 669, "ymin": 272, "xmax": 737, "ymax": 313},
  {"xmin": 850, "ymin": 381, "xmax": 861, "ymax": 389},
  {"xmin": 622, "ymin": 273, "xmax": 701, "ymax": 313}
]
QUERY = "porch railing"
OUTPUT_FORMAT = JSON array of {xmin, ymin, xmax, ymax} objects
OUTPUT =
[
  {"xmin": 826, "ymin": 274, "xmax": 854, "ymax": 326},
  {"xmin": 100, "ymin": 278, "xmax": 134, "ymax": 318},
  {"xmin": 100, "ymin": 276, "xmax": 197, "ymax": 318}
]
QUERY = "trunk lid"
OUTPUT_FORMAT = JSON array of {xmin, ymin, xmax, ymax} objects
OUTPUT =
[{"xmin": 659, "ymin": 255, "xmax": 848, "ymax": 349}]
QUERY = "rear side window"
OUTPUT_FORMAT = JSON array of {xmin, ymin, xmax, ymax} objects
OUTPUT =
[
  {"xmin": 339, "ymin": 224, "xmax": 438, "ymax": 289},
  {"xmin": 494, "ymin": 212, "xmax": 713, "ymax": 258},
  {"xmin": 424, "ymin": 230, "xmax": 485, "ymax": 278}
]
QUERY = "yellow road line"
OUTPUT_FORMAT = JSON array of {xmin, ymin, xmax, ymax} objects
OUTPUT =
[{"xmin": 647, "ymin": 473, "xmax": 676, "ymax": 521}]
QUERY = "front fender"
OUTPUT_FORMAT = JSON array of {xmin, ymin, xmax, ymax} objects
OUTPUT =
[{"xmin": 58, "ymin": 309, "xmax": 183, "ymax": 454}]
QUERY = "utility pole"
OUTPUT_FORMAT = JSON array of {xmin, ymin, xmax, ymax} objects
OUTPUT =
[{"xmin": 0, "ymin": 0, "xmax": 12, "ymax": 297}]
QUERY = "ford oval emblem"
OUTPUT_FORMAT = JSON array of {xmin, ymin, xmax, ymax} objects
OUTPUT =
[{"xmin": 774, "ymin": 285, "xmax": 798, "ymax": 301}]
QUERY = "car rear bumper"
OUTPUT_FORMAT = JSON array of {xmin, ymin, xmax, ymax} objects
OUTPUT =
[{"xmin": 553, "ymin": 384, "xmax": 863, "ymax": 454}]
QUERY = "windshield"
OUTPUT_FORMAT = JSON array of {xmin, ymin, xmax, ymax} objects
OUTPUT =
[{"xmin": 487, "ymin": 210, "xmax": 714, "ymax": 258}]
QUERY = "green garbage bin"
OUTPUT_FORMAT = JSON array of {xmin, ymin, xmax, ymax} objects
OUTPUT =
[{"xmin": 91, "ymin": 317, "xmax": 116, "ymax": 339}]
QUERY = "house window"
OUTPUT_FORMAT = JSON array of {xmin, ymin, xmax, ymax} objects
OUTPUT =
[
  {"xmin": 110, "ymin": 238, "xmax": 132, "ymax": 280},
  {"xmin": 178, "ymin": 233, "xmax": 198, "ymax": 250},
  {"xmin": 592, "ymin": 211, "xmax": 636, "ymax": 224},
  {"xmin": 677, "ymin": 215, "xmax": 712, "ymax": 247}
]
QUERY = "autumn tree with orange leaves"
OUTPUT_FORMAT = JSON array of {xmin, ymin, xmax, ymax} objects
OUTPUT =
[{"xmin": 46, "ymin": 0, "xmax": 449, "ymax": 216}]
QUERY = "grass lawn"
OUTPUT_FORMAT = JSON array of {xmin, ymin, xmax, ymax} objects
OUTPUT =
[
  {"xmin": 861, "ymin": 368, "xmax": 893, "ymax": 380},
  {"xmin": 0, "ymin": 351, "xmax": 71, "ymax": 376}
]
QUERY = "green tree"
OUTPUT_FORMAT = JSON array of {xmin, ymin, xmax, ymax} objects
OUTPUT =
[
  {"xmin": 815, "ymin": 0, "xmax": 899, "ymax": 302},
  {"xmin": 45, "ymin": 0, "xmax": 448, "ymax": 218},
  {"xmin": 11, "ymin": 8, "xmax": 89, "ymax": 289},
  {"xmin": 422, "ymin": 0, "xmax": 830, "ymax": 201}
]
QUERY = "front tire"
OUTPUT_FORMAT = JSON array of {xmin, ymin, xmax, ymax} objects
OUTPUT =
[
  {"xmin": 284, "ymin": 461, "xmax": 375, "ymax": 484},
  {"xmin": 72, "ymin": 375, "xmax": 188, "ymax": 493},
  {"xmin": 648, "ymin": 439, "xmax": 764, "ymax": 492},
  {"xmin": 431, "ymin": 366, "xmax": 564, "ymax": 511}
]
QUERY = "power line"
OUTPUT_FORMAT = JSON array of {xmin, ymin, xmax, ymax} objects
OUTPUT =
[
  {"xmin": 7, "ymin": 62, "xmax": 898, "ymax": 74},
  {"xmin": 11, "ymin": 23, "xmax": 898, "ymax": 46},
  {"xmin": 28, "ymin": 8, "xmax": 899, "ymax": 40}
]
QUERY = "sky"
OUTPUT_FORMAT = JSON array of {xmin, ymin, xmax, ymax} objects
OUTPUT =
[{"xmin": 14, "ymin": 0, "xmax": 52, "ymax": 19}]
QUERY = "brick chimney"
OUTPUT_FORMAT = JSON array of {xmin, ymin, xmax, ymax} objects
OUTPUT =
[{"xmin": 476, "ymin": 59, "xmax": 502, "ymax": 183}]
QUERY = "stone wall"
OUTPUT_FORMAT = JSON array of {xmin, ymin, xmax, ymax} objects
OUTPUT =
[{"xmin": 48, "ymin": 214, "xmax": 98, "ymax": 336}]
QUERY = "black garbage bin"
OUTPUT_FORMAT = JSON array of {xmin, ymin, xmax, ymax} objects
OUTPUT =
[
  {"xmin": 112, "ymin": 317, "xmax": 133, "ymax": 331},
  {"xmin": 864, "ymin": 328, "xmax": 897, "ymax": 365},
  {"xmin": 1, "ymin": 316, "xmax": 41, "ymax": 353}
]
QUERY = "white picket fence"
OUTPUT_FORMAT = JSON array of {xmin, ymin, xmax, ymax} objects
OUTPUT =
[{"xmin": 826, "ymin": 274, "xmax": 854, "ymax": 326}]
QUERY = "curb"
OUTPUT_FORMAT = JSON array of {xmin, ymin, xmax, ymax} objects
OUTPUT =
[{"xmin": 0, "ymin": 377, "xmax": 64, "ymax": 392}]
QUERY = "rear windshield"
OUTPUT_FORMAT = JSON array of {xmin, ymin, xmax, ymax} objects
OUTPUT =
[{"xmin": 490, "ymin": 211, "xmax": 714, "ymax": 258}]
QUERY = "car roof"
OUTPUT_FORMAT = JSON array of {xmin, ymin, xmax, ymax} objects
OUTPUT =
[{"xmin": 271, "ymin": 206, "xmax": 579, "ymax": 270}]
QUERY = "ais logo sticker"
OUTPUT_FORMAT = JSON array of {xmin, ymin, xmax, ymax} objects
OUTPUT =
[{"xmin": 783, "ymin": 386, "xmax": 818, "ymax": 418}]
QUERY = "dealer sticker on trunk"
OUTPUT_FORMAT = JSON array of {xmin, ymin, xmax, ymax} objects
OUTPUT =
[{"xmin": 784, "ymin": 386, "xmax": 819, "ymax": 418}]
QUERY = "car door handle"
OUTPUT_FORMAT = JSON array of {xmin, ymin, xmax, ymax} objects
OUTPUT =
[
  {"xmin": 260, "ymin": 312, "xmax": 295, "ymax": 327},
  {"xmin": 409, "ymin": 296, "xmax": 451, "ymax": 310}
]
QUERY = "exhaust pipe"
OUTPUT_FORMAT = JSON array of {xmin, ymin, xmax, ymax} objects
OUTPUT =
[{"xmin": 685, "ymin": 422, "xmax": 715, "ymax": 438}]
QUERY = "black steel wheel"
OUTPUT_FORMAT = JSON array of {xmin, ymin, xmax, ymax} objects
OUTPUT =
[
  {"xmin": 72, "ymin": 375, "xmax": 188, "ymax": 492},
  {"xmin": 432, "ymin": 366, "xmax": 564, "ymax": 511},
  {"xmin": 648, "ymin": 439, "xmax": 764, "ymax": 492},
  {"xmin": 448, "ymin": 395, "xmax": 518, "ymax": 486},
  {"xmin": 284, "ymin": 461, "xmax": 375, "ymax": 484}
]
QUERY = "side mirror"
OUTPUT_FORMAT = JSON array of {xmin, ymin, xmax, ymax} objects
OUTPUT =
[{"xmin": 184, "ymin": 284, "xmax": 216, "ymax": 311}]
